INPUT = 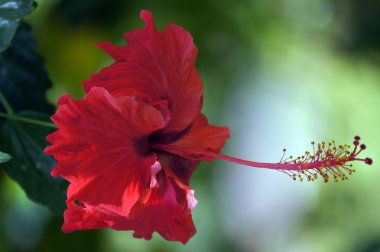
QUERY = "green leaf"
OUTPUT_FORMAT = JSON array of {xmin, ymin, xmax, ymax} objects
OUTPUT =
[
  {"xmin": 0, "ymin": 22, "xmax": 54, "ymax": 114},
  {"xmin": 0, "ymin": 23, "xmax": 67, "ymax": 214},
  {"xmin": 0, "ymin": 0, "xmax": 36, "ymax": 54},
  {"xmin": 0, "ymin": 150, "xmax": 11, "ymax": 163}
]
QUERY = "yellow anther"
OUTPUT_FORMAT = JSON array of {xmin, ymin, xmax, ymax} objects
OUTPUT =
[{"xmin": 279, "ymin": 137, "xmax": 367, "ymax": 184}]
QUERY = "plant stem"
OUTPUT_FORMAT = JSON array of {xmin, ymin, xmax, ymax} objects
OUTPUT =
[
  {"xmin": 0, "ymin": 90, "xmax": 56, "ymax": 129},
  {"xmin": 0, "ymin": 112, "xmax": 56, "ymax": 129},
  {"xmin": 0, "ymin": 91, "xmax": 14, "ymax": 114}
]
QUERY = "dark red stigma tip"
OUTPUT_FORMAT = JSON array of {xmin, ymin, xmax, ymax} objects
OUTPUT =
[
  {"xmin": 354, "ymin": 136, "xmax": 361, "ymax": 141},
  {"xmin": 353, "ymin": 140, "xmax": 359, "ymax": 146},
  {"xmin": 360, "ymin": 144, "xmax": 366, "ymax": 150},
  {"xmin": 365, "ymin": 158, "xmax": 373, "ymax": 165}
]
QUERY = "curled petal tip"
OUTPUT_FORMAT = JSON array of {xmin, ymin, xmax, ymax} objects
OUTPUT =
[
  {"xmin": 140, "ymin": 10, "xmax": 156, "ymax": 31},
  {"xmin": 140, "ymin": 9, "xmax": 152, "ymax": 18}
]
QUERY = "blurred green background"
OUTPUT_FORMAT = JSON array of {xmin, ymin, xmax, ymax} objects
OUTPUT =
[{"xmin": 1, "ymin": 0, "xmax": 380, "ymax": 251}]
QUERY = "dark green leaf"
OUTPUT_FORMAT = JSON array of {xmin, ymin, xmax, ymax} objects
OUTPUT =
[
  {"xmin": 0, "ymin": 22, "xmax": 54, "ymax": 113},
  {"xmin": 0, "ymin": 0, "xmax": 36, "ymax": 53},
  {"xmin": 0, "ymin": 150, "xmax": 11, "ymax": 163},
  {"xmin": 0, "ymin": 112, "xmax": 67, "ymax": 213},
  {"xmin": 0, "ymin": 23, "xmax": 67, "ymax": 214}
]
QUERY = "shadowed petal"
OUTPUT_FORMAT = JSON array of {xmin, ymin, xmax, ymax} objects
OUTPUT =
[{"xmin": 156, "ymin": 151, "xmax": 198, "ymax": 186}]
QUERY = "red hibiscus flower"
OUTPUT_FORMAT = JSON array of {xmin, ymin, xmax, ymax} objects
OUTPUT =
[
  {"xmin": 45, "ymin": 10, "xmax": 229, "ymax": 244},
  {"xmin": 45, "ymin": 10, "xmax": 372, "ymax": 244}
]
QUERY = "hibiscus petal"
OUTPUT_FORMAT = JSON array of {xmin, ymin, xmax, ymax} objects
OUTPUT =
[
  {"xmin": 165, "ymin": 168, "xmax": 198, "ymax": 213},
  {"xmin": 118, "ymin": 171, "xmax": 196, "ymax": 244},
  {"xmin": 45, "ymin": 87, "xmax": 166, "ymax": 223},
  {"xmin": 154, "ymin": 114, "xmax": 230, "ymax": 162},
  {"xmin": 96, "ymin": 41, "xmax": 128, "ymax": 62},
  {"xmin": 149, "ymin": 160, "xmax": 162, "ymax": 188},
  {"xmin": 155, "ymin": 150, "xmax": 198, "ymax": 186},
  {"xmin": 61, "ymin": 205, "xmax": 111, "ymax": 232},
  {"xmin": 61, "ymin": 160, "xmax": 197, "ymax": 244},
  {"xmin": 61, "ymin": 193, "xmax": 126, "ymax": 233},
  {"xmin": 84, "ymin": 10, "xmax": 203, "ymax": 134}
]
